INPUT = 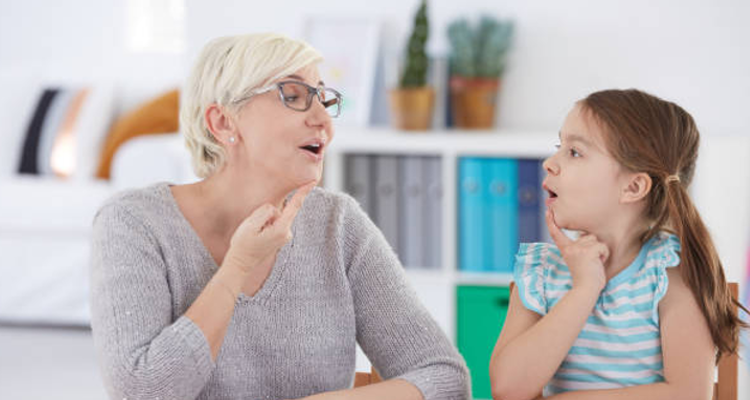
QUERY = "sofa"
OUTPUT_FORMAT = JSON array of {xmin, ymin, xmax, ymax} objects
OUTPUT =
[{"xmin": 0, "ymin": 110, "xmax": 194, "ymax": 326}]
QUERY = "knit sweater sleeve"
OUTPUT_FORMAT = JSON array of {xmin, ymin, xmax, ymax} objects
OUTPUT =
[
  {"xmin": 340, "ymin": 195, "xmax": 471, "ymax": 400},
  {"xmin": 89, "ymin": 201, "xmax": 214, "ymax": 400}
]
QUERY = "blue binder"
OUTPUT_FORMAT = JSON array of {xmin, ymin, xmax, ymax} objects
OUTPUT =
[
  {"xmin": 458, "ymin": 158, "xmax": 485, "ymax": 272},
  {"xmin": 538, "ymin": 159, "xmax": 554, "ymax": 243},
  {"xmin": 517, "ymin": 159, "xmax": 541, "ymax": 243},
  {"xmin": 486, "ymin": 158, "xmax": 518, "ymax": 273}
]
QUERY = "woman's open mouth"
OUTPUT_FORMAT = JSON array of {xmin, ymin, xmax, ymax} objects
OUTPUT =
[
  {"xmin": 299, "ymin": 139, "xmax": 325, "ymax": 162},
  {"xmin": 300, "ymin": 143, "xmax": 322, "ymax": 155}
]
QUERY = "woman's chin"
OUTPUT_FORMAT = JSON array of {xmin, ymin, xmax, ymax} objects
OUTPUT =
[{"xmin": 291, "ymin": 169, "xmax": 322, "ymax": 187}]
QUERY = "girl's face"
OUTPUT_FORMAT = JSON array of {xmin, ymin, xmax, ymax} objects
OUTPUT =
[
  {"xmin": 233, "ymin": 64, "xmax": 334, "ymax": 189},
  {"xmin": 542, "ymin": 104, "xmax": 631, "ymax": 233}
]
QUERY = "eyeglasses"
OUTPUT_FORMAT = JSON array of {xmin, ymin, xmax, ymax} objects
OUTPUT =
[{"xmin": 236, "ymin": 80, "xmax": 343, "ymax": 118}]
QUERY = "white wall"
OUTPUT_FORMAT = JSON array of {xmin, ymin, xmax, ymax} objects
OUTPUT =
[
  {"xmin": 0, "ymin": 0, "xmax": 187, "ymax": 115},
  {"xmin": 1, "ymin": 0, "xmax": 748, "ymax": 396},
  {"xmin": 185, "ymin": 0, "xmax": 750, "ymax": 135},
  {"xmin": 3, "ymin": 0, "xmax": 748, "ymax": 134}
]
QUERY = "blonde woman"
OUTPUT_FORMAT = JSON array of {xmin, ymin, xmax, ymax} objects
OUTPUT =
[{"xmin": 90, "ymin": 33, "xmax": 469, "ymax": 400}]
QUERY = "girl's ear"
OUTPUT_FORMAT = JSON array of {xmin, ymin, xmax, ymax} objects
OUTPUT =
[{"xmin": 621, "ymin": 172, "xmax": 652, "ymax": 204}]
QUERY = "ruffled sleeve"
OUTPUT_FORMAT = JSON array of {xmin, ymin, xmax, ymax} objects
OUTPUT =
[
  {"xmin": 646, "ymin": 232, "xmax": 682, "ymax": 324},
  {"xmin": 513, "ymin": 242, "xmax": 557, "ymax": 316}
]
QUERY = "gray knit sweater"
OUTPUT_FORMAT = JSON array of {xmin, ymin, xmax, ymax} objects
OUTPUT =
[{"xmin": 90, "ymin": 183, "xmax": 470, "ymax": 400}]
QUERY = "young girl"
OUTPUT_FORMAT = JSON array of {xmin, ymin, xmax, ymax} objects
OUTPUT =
[{"xmin": 489, "ymin": 89, "xmax": 748, "ymax": 400}]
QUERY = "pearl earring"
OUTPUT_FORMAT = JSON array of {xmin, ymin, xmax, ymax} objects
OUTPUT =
[{"xmin": 228, "ymin": 136, "xmax": 236, "ymax": 143}]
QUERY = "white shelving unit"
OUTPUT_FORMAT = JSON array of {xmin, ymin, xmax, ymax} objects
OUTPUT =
[{"xmin": 323, "ymin": 128, "xmax": 557, "ymax": 343}]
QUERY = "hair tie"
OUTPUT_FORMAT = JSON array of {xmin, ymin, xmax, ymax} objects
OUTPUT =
[{"xmin": 665, "ymin": 174, "xmax": 681, "ymax": 184}]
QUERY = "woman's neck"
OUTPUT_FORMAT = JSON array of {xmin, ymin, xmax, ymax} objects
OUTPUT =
[{"xmin": 193, "ymin": 166, "xmax": 293, "ymax": 240}]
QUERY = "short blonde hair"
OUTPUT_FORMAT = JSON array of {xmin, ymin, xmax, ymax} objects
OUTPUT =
[{"xmin": 180, "ymin": 33, "xmax": 323, "ymax": 178}]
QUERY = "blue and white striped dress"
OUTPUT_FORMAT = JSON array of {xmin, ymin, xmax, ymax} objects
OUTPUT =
[{"xmin": 513, "ymin": 232, "xmax": 681, "ymax": 395}]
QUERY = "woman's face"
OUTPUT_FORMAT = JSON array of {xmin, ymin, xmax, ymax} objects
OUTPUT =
[{"xmin": 233, "ymin": 64, "xmax": 334, "ymax": 189}]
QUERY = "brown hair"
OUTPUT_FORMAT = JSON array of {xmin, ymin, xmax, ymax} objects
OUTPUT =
[{"xmin": 579, "ymin": 89, "xmax": 748, "ymax": 361}]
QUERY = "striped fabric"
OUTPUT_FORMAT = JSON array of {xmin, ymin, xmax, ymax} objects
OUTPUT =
[{"xmin": 513, "ymin": 232, "xmax": 681, "ymax": 395}]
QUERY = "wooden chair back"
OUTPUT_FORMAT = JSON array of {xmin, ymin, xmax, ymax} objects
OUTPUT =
[
  {"xmin": 714, "ymin": 282, "xmax": 739, "ymax": 400},
  {"xmin": 353, "ymin": 367, "xmax": 382, "ymax": 388}
]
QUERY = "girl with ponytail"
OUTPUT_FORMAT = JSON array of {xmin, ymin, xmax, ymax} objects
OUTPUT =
[{"xmin": 490, "ymin": 89, "xmax": 747, "ymax": 400}]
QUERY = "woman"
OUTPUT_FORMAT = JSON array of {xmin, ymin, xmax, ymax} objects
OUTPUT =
[{"xmin": 90, "ymin": 33, "xmax": 470, "ymax": 400}]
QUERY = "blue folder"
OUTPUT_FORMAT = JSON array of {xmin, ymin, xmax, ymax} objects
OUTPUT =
[
  {"xmin": 458, "ymin": 158, "xmax": 485, "ymax": 272},
  {"xmin": 518, "ymin": 159, "xmax": 541, "ymax": 243},
  {"xmin": 486, "ymin": 158, "xmax": 518, "ymax": 273},
  {"xmin": 538, "ymin": 159, "xmax": 554, "ymax": 243}
]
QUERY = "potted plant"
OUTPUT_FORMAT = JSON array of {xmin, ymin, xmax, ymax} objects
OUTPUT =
[
  {"xmin": 448, "ymin": 16, "xmax": 514, "ymax": 129},
  {"xmin": 389, "ymin": 0, "xmax": 434, "ymax": 131}
]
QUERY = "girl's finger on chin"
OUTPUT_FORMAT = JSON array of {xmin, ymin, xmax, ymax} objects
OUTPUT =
[
  {"xmin": 600, "ymin": 244, "xmax": 611, "ymax": 260},
  {"xmin": 546, "ymin": 209, "xmax": 572, "ymax": 247}
]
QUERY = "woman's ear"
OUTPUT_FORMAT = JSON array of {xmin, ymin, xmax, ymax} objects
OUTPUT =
[
  {"xmin": 205, "ymin": 104, "xmax": 238, "ymax": 145},
  {"xmin": 621, "ymin": 172, "xmax": 652, "ymax": 204}
]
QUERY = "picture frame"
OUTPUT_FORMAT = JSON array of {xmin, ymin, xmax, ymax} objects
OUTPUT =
[{"xmin": 302, "ymin": 17, "xmax": 381, "ymax": 127}]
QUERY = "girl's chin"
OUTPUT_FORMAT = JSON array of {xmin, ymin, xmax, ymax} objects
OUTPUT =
[{"xmin": 549, "ymin": 211, "xmax": 580, "ymax": 232}]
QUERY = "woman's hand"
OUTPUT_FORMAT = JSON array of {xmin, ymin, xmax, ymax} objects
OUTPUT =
[
  {"xmin": 223, "ymin": 181, "xmax": 317, "ymax": 273},
  {"xmin": 545, "ymin": 210, "xmax": 608, "ymax": 293}
]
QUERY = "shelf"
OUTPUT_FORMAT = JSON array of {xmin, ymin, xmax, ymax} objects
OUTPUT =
[
  {"xmin": 328, "ymin": 127, "xmax": 557, "ymax": 158},
  {"xmin": 455, "ymin": 272, "xmax": 514, "ymax": 287},
  {"xmin": 403, "ymin": 268, "xmax": 451, "ymax": 281},
  {"xmin": 324, "ymin": 127, "xmax": 548, "ymax": 367}
]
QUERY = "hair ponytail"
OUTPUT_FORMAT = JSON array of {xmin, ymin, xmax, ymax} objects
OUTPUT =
[{"xmin": 660, "ymin": 176, "xmax": 748, "ymax": 361}]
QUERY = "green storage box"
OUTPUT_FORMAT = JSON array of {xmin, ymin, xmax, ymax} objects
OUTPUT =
[{"xmin": 457, "ymin": 285, "xmax": 511, "ymax": 399}]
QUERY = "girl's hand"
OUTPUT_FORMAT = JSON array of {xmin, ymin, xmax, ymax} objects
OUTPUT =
[
  {"xmin": 545, "ymin": 210, "xmax": 609, "ymax": 293},
  {"xmin": 224, "ymin": 181, "xmax": 317, "ymax": 273}
]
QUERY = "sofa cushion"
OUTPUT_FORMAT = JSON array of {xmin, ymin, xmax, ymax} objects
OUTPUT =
[
  {"xmin": 95, "ymin": 89, "xmax": 180, "ymax": 179},
  {"xmin": 110, "ymin": 132, "xmax": 197, "ymax": 189},
  {"xmin": 18, "ymin": 88, "xmax": 91, "ymax": 177}
]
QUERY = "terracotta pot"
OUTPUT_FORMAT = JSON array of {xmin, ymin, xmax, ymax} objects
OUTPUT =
[
  {"xmin": 388, "ymin": 87, "xmax": 435, "ymax": 131},
  {"xmin": 450, "ymin": 77, "xmax": 500, "ymax": 129}
]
